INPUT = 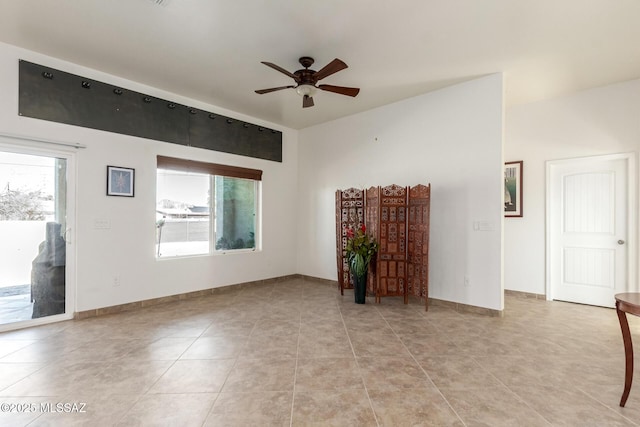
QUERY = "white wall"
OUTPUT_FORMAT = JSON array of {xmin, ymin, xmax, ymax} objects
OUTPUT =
[
  {"xmin": 0, "ymin": 42, "xmax": 299, "ymax": 311},
  {"xmin": 505, "ymin": 79, "xmax": 640, "ymax": 295},
  {"xmin": 297, "ymin": 74, "xmax": 505, "ymax": 311},
  {"xmin": 0, "ymin": 222, "xmax": 46, "ymax": 285}
]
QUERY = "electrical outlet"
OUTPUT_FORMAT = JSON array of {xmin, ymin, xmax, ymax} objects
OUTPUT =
[
  {"xmin": 113, "ymin": 275, "xmax": 120, "ymax": 287},
  {"xmin": 464, "ymin": 275, "xmax": 470, "ymax": 287}
]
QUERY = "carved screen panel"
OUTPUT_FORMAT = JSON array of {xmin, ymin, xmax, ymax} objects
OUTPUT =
[
  {"xmin": 377, "ymin": 185, "xmax": 408, "ymax": 298},
  {"xmin": 365, "ymin": 186, "xmax": 380, "ymax": 296},
  {"xmin": 335, "ymin": 188, "xmax": 365, "ymax": 293},
  {"xmin": 408, "ymin": 184, "xmax": 431, "ymax": 307}
]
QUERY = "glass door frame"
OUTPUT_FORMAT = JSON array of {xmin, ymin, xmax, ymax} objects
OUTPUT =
[{"xmin": 0, "ymin": 134, "xmax": 78, "ymax": 332}]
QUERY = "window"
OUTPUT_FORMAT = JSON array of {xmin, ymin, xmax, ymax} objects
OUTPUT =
[{"xmin": 156, "ymin": 156, "xmax": 261, "ymax": 258}]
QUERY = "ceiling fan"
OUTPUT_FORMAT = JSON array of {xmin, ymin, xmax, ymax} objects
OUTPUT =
[{"xmin": 255, "ymin": 57, "xmax": 360, "ymax": 108}]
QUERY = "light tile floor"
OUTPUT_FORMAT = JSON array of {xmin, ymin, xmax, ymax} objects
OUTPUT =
[{"xmin": 0, "ymin": 277, "xmax": 639, "ymax": 426}]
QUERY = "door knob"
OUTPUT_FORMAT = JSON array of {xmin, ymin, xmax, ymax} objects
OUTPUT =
[{"xmin": 618, "ymin": 240, "xmax": 625, "ymax": 245}]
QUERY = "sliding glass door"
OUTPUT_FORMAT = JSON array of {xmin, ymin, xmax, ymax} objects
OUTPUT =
[{"xmin": 0, "ymin": 147, "xmax": 73, "ymax": 330}]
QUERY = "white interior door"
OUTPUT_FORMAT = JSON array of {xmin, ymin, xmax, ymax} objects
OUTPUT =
[{"xmin": 548, "ymin": 154, "xmax": 635, "ymax": 307}]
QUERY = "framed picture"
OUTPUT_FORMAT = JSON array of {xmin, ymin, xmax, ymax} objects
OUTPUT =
[
  {"xmin": 107, "ymin": 166, "xmax": 135, "ymax": 197},
  {"xmin": 504, "ymin": 161, "xmax": 523, "ymax": 217}
]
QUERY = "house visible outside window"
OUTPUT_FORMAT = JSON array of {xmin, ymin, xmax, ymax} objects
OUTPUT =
[{"xmin": 156, "ymin": 156, "xmax": 261, "ymax": 258}]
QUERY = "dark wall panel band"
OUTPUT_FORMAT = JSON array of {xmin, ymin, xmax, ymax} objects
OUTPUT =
[{"xmin": 18, "ymin": 60, "xmax": 282, "ymax": 162}]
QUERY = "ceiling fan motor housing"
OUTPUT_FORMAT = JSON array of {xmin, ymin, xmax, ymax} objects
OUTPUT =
[{"xmin": 299, "ymin": 57, "xmax": 314, "ymax": 68}]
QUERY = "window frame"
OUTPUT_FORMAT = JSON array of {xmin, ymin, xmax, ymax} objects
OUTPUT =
[
  {"xmin": 211, "ymin": 174, "xmax": 260, "ymax": 254},
  {"xmin": 156, "ymin": 156, "xmax": 262, "ymax": 259}
]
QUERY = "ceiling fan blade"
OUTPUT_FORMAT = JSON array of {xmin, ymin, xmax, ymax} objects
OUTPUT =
[
  {"xmin": 313, "ymin": 58, "xmax": 348, "ymax": 81},
  {"xmin": 260, "ymin": 61, "xmax": 298, "ymax": 80},
  {"xmin": 318, "ymin": 84, "xmax": 360, "ymax": 97},
  {"xmin": 255, "ymin": 85, "xmax": 295, "ymax": 94},
  {"xmin": 303, "ymin": 95, "xmax": 314, "ymax": 108}
]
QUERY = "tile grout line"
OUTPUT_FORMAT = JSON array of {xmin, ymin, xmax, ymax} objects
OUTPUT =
[
  {"xmin": 467, "ymin": 355, "xmax": 554, "ymax": 425},
  {"xmin": 132, "ymin": 309, "xmax": 217, "ymax": 425},
  {"xmin": 199, "ymin": 284, "xmax": 257, "ymax": 426},
  {"xmin": 574, "ymin": 385, "xmax": 640, "ymax": 426},
  {"xmin": 289, "ymin": 304, "xmax": 303, "ymax": 427},
  {"xmin": 193, "ymin": 287, "xmax": 251, "ymax": 425},
  {"xmin": 199, "ymin": 283, "xmax": 276, "ymax": 424},
  {"xmin": 340, "ymin": 297, "xmax": 381, "ymax": 427},
  {"xmin": 4, "ymin": 281, "xmax": 640, "ymax": 424},
  {"xmin": 426, "ymin": 313, "xmax": 555, "ymax": 427},
  {"xmin": 379, "ymin": 306, "xmax": 469, "ymax": 427}
]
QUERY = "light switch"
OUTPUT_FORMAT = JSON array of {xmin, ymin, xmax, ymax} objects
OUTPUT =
[
  {"xmin": 473, "ymin": 221, "xmax": 494, "ymax": 231},
  {"xmin": 94, "ymin": 219, "xmax": 111, "ymax": 229}
]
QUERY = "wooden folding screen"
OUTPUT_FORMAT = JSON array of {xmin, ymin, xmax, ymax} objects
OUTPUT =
[
  {"xmin": 336, "ymin": 183, "xmax": 431, "ymax": 309},
  {"xmin": 365, "ymin": 187, "xmax": 379, "ymax": 296},
  {"xmin": 408, "ymin": 184, "xmax": 431, "ymax": 310},
  {"xmin": 335, "ymin": 188, "xmax": 365, "ymax": 295},
  {"xmin": 375, "ymin": 184, "xmax": 409, "ymax": 303}
]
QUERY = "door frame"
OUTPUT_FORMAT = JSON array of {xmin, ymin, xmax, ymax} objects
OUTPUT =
[
  {"xmin": 546, "ymin": 152, "xmax": 638, "ymax": 301},
  {"xmin": 0, "ymin": 133, "xmax": 79, "ymax": 331}
]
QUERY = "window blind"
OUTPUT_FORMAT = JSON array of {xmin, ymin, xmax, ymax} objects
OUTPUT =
[{"xmin": 157, "ymin": 155, "xmax": 262, "ymax": 181}]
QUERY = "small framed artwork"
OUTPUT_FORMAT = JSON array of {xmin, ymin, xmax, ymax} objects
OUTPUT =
[
  {"xmin": 504, "ymin": 161, "xmax": 523, "ymax": 217},
  {"xmin": 107, "ymin": 166, "xmax": 135, "ymax": 197}
]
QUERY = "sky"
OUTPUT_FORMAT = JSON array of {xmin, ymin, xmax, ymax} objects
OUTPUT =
[
  {"xmin": 0, "ymin": 152, "xmax": 55, "ymax": 195},
  {"xmin": 156, "ymin": 169, "xmax": 209, "ymax": 206}
]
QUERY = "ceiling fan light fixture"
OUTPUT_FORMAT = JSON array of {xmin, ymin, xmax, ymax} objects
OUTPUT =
[{"xmin": 296, "ymin": 84, "xmax": 317, "ymax": 97}]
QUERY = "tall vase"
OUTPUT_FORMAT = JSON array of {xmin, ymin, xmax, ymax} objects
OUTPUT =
[{"xmin": 352, "ymin": 271, "xmax": 367, "ymax": 304}]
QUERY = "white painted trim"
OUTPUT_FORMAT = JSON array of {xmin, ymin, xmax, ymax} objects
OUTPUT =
[
  {"xmin": 545, "ymin": 162, "xmax": 552, "ymax": 301},
  {"xmin": 627, "ymin": 153, "xmax": 638, "ymax": 293},
  {"xmin": 0, "ymin": 313, "xmax": 73, "ymax": 333},
  {"xmin": 546, "ymin": 152, "xmax": 638, "ymax": 301},
  {"xmin": 0, "ymin": 132, "xmax": 86, "ymax": 150}
]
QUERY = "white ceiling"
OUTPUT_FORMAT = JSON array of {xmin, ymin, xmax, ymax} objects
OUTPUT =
[{"xmin": 1, "ymin": 0, "xmax": 639, "ymax": 130}]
